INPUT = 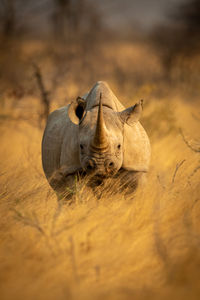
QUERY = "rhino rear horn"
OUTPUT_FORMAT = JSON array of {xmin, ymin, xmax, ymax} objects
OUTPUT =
[
  {"xmin": 90, "ymin": 94, "xmax": 108, "ymax": 152},
  {"xmin": 68, "ymin": 97, "xmax": 86, "ymax": 125},
  {"xmin": 119, "ymin": 99, "xmax": 143, "ymax": 125}
]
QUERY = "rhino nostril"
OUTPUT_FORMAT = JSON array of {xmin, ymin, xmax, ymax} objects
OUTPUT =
[
  {"xmin": 85, "ymin": 159, "xmax": 96, "ymax": 171},
  {"xmin": 105, "ymin": 160, "xmax": 115, "ymax": 170},
  {"xmin": 87, "ymin": 164, "xmax": 93, "ymax": 170}
]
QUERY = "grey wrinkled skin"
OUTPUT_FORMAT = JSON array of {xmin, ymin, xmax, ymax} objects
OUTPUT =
[{"xmin": 42, "ymin": 81, "xmax": 151, "ymax": 200}]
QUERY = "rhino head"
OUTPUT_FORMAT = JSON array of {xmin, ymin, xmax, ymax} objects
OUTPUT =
[{"xmin": 68, "ymin": 86, "xmax": 144, "ymax": 180}]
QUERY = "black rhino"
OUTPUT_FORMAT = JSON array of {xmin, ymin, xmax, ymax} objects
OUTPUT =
[{"xmin": 42, "ymin": 81, "xmax": 151, "ymax": 199}]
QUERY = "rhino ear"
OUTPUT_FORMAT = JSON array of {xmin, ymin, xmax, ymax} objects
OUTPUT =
[
  {"xmin": 119, "ymin": 100, "xmax": 143, "ymax": 125},
  {"xmin": 68, "ymin": 97, "xmax": 86, "ymax": 125}
]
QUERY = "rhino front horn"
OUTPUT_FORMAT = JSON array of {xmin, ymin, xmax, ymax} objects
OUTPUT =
[{"xmin": 90, "ymin": 94, "xmax": 108, "ymax": 153}]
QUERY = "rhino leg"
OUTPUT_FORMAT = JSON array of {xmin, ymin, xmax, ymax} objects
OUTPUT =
[
  {"xmin": 84, "ymin": 170, "xmax": 146, "ymax": 199},
  {"xmin": 48, "ymin": 170, "xmax": 80, "ymax": 202},
  {"xmin": 115, "ymin": 169, "xmax": 147, "ymax": 195},
  {"xmin": 48, "ymin": 168, "xmax": 147, "ymax": 201}
]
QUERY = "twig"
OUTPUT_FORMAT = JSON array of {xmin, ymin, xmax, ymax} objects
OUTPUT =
[
  {"xmin": 188, "ymin": 164, "xmax": 200, "ymax": 185},
  {"xmin": 11, "ymin": 208, "xmax": 46, "ymax": 236},
  {"xmin": 69, "ymin": 236, "xmax": 80, "ymax": 284},
  {"xmin": 157, "ymin": 174, "xmax": 166, "ymax": 190},
  {"xmin": 191, "ymin": 112, "xmax": 200, "ymax": 122},
  {"xmin": 53, "ymin": 207, "xmax": 94, "ymax": 237},
  {"xmin": 154, "ymin": 227, "xmax": 169, "ymax": 265},
  {"xmin": 33, "ymin": 63, "xmax": 50, "ymax": 123},
  {"xmin": 171, "ymin": 159, "xmax": 186, "ymax": 184},
  {"xmin": 179, "ymin": 128, "xmax": 200, "ymax": 153}
]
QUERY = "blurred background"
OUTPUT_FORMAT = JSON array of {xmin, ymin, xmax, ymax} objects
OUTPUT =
[
  {"xmin": 0, "ymin": 0, "xmax": 200, "ymax": 127},
  {"xmin": 1, "ymin": 2, "xmax": 200, "ymax": 300}
]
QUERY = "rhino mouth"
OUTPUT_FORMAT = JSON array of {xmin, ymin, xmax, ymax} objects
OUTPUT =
[
  {"xmin": 87, "ymin": 174, "xmax": 108, "ymax": 187},
  {"xmin": 65, "ymin": 168, "xmax": 115, "ymax": 188},
  {"xmin": 79, "ymin": 169, "xmax": 110, "ymax": 186}
]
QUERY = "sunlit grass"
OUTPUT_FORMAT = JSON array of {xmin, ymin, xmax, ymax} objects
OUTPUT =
[{"xmin": 0, "ymin": 91, "xmax": 200, "ymax": 300}]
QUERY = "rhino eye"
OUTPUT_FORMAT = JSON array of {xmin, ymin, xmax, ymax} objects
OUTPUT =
[
  {"xmin": 80, "ymin": 144, "xmax": 84, "ymax": 150},
  {"xmin": 117, "ymin": 144, "xmax": 121, "ymax": 149}
]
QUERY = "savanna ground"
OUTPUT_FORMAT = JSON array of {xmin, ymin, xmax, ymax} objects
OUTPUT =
[{"xmin": 0, "ymin": 39, "xmax": 200, "ymax": 300}]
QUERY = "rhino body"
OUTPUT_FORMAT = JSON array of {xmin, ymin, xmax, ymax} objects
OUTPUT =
[{"xmin": 42, "ymin": 81, "xmax": 151, "ymax": 198}]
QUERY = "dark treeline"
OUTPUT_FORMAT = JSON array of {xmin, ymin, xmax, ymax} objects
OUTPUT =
[
  {"xmin": 0, "ymin": 0, "xmax": 103, "ymax": 39},
  {"xmin": 0, "ymin": 0, "xmax": 106, "ymax": 108},
  {"xmin": 0, "ymin": 0, "xmax": 199, "ymax": 116},
  {"xmin": 151, "ymin": 0, "xmax": 200, "ymax": 79}
]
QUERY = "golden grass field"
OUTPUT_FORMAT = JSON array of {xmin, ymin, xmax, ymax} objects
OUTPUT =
[{"xmin": 0, "ymin": 43, "xmax": 200, "ymax": 300}]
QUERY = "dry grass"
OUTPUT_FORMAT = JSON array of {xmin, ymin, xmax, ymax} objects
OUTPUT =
[{"xmin": 0, "ymin": 46, "xmax": 200, "ymax": 299}]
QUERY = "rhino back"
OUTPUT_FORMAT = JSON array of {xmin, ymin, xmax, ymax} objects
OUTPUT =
[
  {"xmin": 42, "ymin": 106, "xmax": 80, "ymax": 180},
  {"xmin": 85, "ymin": 81, "xmax": 124, "ymax": 112}
]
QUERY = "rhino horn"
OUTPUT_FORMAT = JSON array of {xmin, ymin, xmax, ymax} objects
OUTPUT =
[{"xmin": 90, "ymin": 94, "xmax": 108, "ymax": 153}]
